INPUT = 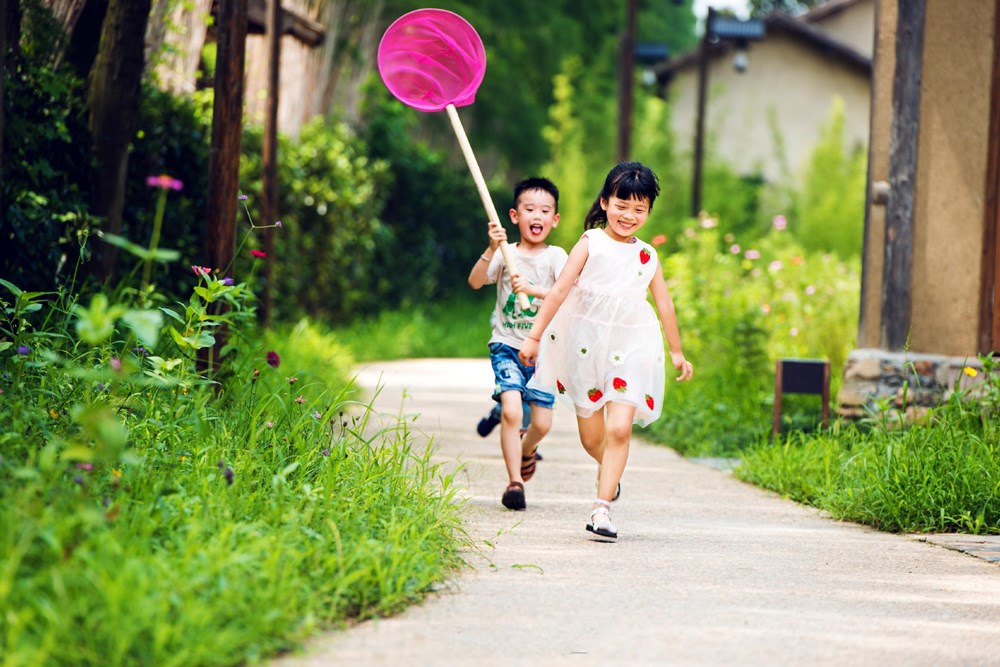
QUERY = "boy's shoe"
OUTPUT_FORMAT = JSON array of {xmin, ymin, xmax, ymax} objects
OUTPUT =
[
  {"xmin": 501, "ymin": 481, "xmax": 526, "ymax": 510},
  {"xmin": 477, "ymin": 404, "xmax": 502, "ymax": 437}
]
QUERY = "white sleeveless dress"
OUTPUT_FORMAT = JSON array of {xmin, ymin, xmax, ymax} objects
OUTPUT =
[{"xmin": 531, "ymin": 228, "xmax": 666, "ymax": 426}]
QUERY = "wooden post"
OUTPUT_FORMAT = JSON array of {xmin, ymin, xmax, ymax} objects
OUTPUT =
[
  {"xmin": 881, "ymin": 0, "xmax": 926, "ymax": 351},
  {"xmin": 979, "ymin": 0, "xmax": 1000, "ymax": 353},
  {"xmin": 261, "ymin": 0, "xmax": 280, "ymax": 326},
  {"xmin": 773, "ymin": 359, "xmax": 784, "ymax": 436},
  {"xmin": 204, "ymin": 0, "xmax": 247, "ymax": 371},
  {"xmin": 617, "ymin": 0, "xmax": 638, "ymax": 162},
  {"xmin": 691, "ymin": 7, "xmax": 713, "ymax": 218}
]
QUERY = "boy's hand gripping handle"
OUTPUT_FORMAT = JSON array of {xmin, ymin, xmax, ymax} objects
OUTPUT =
[{"xmin": 446, "ymin": 104, "xmax": 531, "ymax": 310}]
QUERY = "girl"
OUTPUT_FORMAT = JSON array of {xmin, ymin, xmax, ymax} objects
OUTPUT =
[{"xmin": 519, "ymin": 162, "xmax": 693, "ymax": 540}]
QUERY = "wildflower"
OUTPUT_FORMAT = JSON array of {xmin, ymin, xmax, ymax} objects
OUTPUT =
[
  {"xmin": 295, "ymin": 395, "xmax": 305, "ymax": 404},
  {"xmin": 1, "ymin": 372, "xmax": 8, "ymax": 380},
  {"xmin": 146, "ymin": 174, "xmax": 184, "ymax": 191},
  {"xmin": 110, "ymin": 357, "xmax": 122, "ymax": 372},
  {"xmin": 729, "ymin": 244, "xmax": 741, "ymax": 254},
  {"xmin": 266, "ymin": 351, "xmax": 280, "ymax": 368},
  {"xmin": 250, "ymin": 249, "xmax": 267, "ymax": 259},
  {"xmin": 112, "ymin": 469, "xmax": 123, "ymax": 478},
  {"xmin": 683, "ymin": 227, "xmax": 696, "ymax": 238},
  {"xmin": 266, "ymin": 420, "xmax": 274, "ymax": 429},
  {"xmin": 133, "ymin": 346, "xmax": 148, "ymax": 356},
  {"xmin": 224, "ymin": 467, "xmax": 234, "ymax": 485},
  {"xmin": 313, "ymin": 411, "xmax": 322, "ymax": 419},
  {"xmin": 16, "ymin": 345, "xmax": 28, "ymax": 355},
  {"xmin": 772, "ymin": 215, "xmax": 787, "ymax": 231},
  {"xmin": 700, "ymin": 216, "xmax": 718, "ymax": 229},
  {"xmin": 651, "ymin": 234, "xmax": 667, "ymax": 247},
  {"xmin": 761, "ymin": 303, "xmax": 771, "ymax": 314},
  {"xmin": 192, "ymin": 265, "xmax": 212, "ymax": 277},
  {"xmin": 751, "ymin": 268, "xmax": 762, "ymax": 278},
  {"xmin": 964, "ymin": 367, "xmax": 979, "ymax": 378},
  {"xmin": 724, "ymin": 233, "xmax": 735, "ymax": 243},
  {"xmin": 744, "ymin": 249, "xmax": 760, "ymax": 260},
  {"xmin": 805, "ymin": 285, "xmax": 816, "ymax": 295},
  {"xmin": 769, "ymin": 260, "xmax": 783, "ymax": 272},
  {"xmin": 322, "ymin": 448, "xmax": 331, "ymax": 457},
  {"xmin": 179, "ymin": 455, "xmax": 188, "ymax": 462},
  {"xmin": 239, "ymin": 194, "xmax": 248, "ymax": 201},
  {"xmin": 221, "ymin": 277, "xmax": 235, "ymax": 286},
  {"xmin": 275, "ymin": 220, "xmax": 283, "ymax": 228},
  {"xmin": 76, "ymin": 462, "xmax": 94, "ymax": 471},
  {"xmin": 790, "ymin": 327, "xmax": 799, "ymax": 337},
  {"xmin": 790, "ymin": 255, "xmax": 804, "ymax": 266},
  {"xmin": 286, "ymin": 376, "xmax": 298, "ymax": 384},
  {"xmin": 50, "ymin": 409, "xmax": 59, "ymax": 419},
  {"xmin": 74, "ymin": 476, "xmax": 84, "ymax": 485}
]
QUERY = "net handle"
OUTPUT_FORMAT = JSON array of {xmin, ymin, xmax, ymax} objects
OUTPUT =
[{"xmin": 446, "ymin": 104, "xmax": 530, "ymax": 310}]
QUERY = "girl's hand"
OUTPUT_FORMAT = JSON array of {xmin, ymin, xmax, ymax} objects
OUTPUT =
[
  {"xmin": 487, "ymin": 219, "xmax": 507, "ymax": 249},
  {"xmin": 671, "ymin": 352, "xmax": 693, "ymax": 382},
  {"xmin": 519, "ymin": 338, "xmax": 539, "ymax": 367}
]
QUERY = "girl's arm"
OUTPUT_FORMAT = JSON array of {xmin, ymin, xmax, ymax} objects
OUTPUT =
[
  {"xmin": 649, "ymin": 267, "xmax": 694, "ymax": 382},
  {"xmin": 518, "ymin": 237, "xmax": 590, "ymax": 366},
  {"xmin": 468, "ymin": 220, "xmax": 507, "ymax": 289}
]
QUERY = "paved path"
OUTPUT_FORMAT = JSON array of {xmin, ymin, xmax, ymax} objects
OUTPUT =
[{"xmin": 275, "ymin": 359, "xmax": 1000, "ymax": 667}]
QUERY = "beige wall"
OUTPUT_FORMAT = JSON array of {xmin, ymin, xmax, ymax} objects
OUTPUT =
[
  {"xmin": 667, "ymin": 34, "xmax": 870, "ymax": 186},
  {"xmin": 861, "ymin": 0, "xmax": 995, "ymax": 356},
  {"xmin": 810, "ymin": 0, "xmax": 876, "ymax": 59}
]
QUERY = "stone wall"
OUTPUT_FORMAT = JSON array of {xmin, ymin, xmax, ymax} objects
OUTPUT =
[{"xmin": 837, "ymin": 348, "xmax": 985, "ymax": 420}]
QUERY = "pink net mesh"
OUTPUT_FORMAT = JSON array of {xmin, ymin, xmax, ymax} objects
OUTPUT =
[{"xmin": 377, "ymin": 9, "xmax": 487, "ymax": 112}]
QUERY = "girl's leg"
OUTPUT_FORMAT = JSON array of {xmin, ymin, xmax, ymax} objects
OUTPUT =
[
  {"xmin": 522, "ymin": 404, "xmax": 552, "ymax": 456},
  {"xmin": 597, "ymin": 402, "xmax": 636, "ymax": 502},
  {"xmin": 498, "ymin": 390, "xmax": 525, "ymax": 483},
  {"xmin": 576, "ymin": 410, "xmax": 607, "ymax": 465}
]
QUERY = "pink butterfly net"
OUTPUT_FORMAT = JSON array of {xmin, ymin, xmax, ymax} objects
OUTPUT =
[{"xmin": 377, "ymin": 9, "xmax": 487, "ymax": 112}]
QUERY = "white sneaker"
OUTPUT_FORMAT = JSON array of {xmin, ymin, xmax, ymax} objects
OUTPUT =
[{"xmin": 586, "ymin": 504, "xmax": 618, "ymax": 539}]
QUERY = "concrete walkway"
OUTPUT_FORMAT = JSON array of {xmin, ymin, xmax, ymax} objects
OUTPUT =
[{"xmin": 275, "ymin": 358, "xmax": 1000, "ymax": 667}]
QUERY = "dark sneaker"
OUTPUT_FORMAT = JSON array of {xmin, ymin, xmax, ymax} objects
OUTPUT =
[{"xmin": 477, "ymin": 404, "xmax": 502, "ymax": 437}]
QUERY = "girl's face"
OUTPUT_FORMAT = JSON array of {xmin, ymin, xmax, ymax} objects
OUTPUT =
[{"xmin": 601, "ymin": 195, "xmax": 650, "ymax": 242}]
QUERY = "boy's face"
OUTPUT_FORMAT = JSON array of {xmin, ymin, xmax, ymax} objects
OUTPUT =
[{"xmin": 509, "ymin": 188, "xmax": 559, "ymax": 245}]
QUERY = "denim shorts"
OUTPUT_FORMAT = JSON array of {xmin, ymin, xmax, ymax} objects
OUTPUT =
[{"xmin": 489, "ymin": 342, "xmax": 555, "ymax": 409}]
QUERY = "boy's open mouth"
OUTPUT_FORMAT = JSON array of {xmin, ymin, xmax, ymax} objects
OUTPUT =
[{"xmin": 529, "ymin": 224, "xmax": 544, "ymax": 234}]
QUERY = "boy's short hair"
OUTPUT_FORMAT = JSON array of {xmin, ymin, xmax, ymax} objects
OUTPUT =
[{"xmin": 513, "ymin": 177, "xmax": 559, "ymax": 212}]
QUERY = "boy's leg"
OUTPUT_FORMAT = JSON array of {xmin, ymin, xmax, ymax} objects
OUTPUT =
[
  {"xmin": 498, "ymin": 390, "xmax": 526, "ymax": 484},
  {"xmin": 521, "ymin": 404, "xmax": 552, "ymax": 458},
  {"xmin": 477, "ymin": 402, "xmax": 502, "ymax": 437}
]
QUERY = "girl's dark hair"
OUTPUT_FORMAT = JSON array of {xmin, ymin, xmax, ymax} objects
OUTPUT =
[{"xmin": 583, "ymin": 161, "xmax": 660, "ymax": 230}]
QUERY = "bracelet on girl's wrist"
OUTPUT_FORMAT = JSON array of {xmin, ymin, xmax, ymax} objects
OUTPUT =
[
  {"xmin": 479, "ymin": 253, "xmax": 492, "ymax": 262},
  {"xmin": 526, "ymin": 335, "xmax": 540, "ymax": 341}
]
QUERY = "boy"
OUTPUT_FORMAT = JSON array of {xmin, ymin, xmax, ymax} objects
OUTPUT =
[{"xmin": 468, "ymin": 177, "xmax": 567, "ymax": 510}]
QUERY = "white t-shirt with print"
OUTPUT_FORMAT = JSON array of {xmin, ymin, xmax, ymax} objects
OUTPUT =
[{"xmin": 484, "ymin": 244, "xmax": 568, "ymax": 348}]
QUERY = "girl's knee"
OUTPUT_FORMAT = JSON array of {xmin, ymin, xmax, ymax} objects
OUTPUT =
[{"xmin": 606, "ymin": 422, "xmax": 632, "ymax": 445}]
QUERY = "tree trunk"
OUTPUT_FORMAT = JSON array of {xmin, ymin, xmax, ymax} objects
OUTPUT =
[
  {"xmin": 64, "ymin": 0, "xmax": 108, "ymax": 84},
  {"xmin": 87, "ymin": 0, "xmax": 151, "ymax": 281},
  {"xmin": 203, "ymin": 0, "xmax": 247, "ymax": 371},
  {"xmin": 261, "ymin": 0, "xmax": 280, "ymax": 325}
]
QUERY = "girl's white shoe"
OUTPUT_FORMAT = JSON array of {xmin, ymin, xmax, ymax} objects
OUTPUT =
[{"xmin": 586, "ymin": 502, "xmax": 618, "ymax": 539}]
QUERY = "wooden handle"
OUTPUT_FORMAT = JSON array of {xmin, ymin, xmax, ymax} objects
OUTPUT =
[{"xmin": 446, "ymin": 104, "xmax": 531, "ymax": 310}]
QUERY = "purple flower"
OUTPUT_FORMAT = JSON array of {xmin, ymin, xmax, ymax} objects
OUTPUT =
[
  {"xmin": 73, "ymin": 476, "xmax": 84, "ymax": 485},
  {"xmin": 146, "ymin": 174, "xmax": 184, "ymax": 191},
  {"xmin": 76, "ymin": 462, "xmax": 94, "ymax": 471},
  {"xmin": 110, "ymin": 357, "xmax": 122, "ymax": 372},
  {"xmin": 133, "ymin": 346, "xmax": 149, "ymax": 356},
  {"xmin": 224, "ymin": 467, "xmax": 234, "ymax": 485},
  {"xmin": 744, "ymin": 249, "xmax": 761, "ymax": 260},
  {"xmin": 16, "ymin": 345, "xmax": 28, "ymax": 356},
  {"xmin": 221, "ymin": 277, "xmax": 234, "ymax": 286},
  {"xmin": 266, "ymin": 351, "xmax": 280, "ymax": 368},
  {"xmin": 312, "ymin": 411, "xmax": 322, "ymax": 419},
  {"xmin": 773, "ymin": 215, "xmax": 788, "ymax": 231},
  {"xmin": 275, "ymin": 220, "xmax": 283, "ymax": 228},
  {"xmin": 239, "ymin": 194, "xmax": 248, "ymax": 201},
  {"xmin": 322, "ymin": 448, "xmax": 331, "ymax": 457}
]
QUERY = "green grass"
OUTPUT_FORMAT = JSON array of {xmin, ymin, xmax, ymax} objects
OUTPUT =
[
  {"xmin": 333, "ymin": 294, "xmax": 492, "ymax": 361},
  {"xmin": 0, "ymin": 287, "xmax": 468, "ymax": 666},
  {"xmin": 736, "ymin": 371, "xmax": 1000, "ymax": 533}
]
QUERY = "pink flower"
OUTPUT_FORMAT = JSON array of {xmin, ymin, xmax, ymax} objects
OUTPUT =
[
  {"xmin": 729, "ymin": 244, "xmax": 741, "ymax": 254},
  {"xmin": 772, "ymin": 215, "xmax": 787, "ymax": 231},
  {"xmin": 790, "ymin": 327, "xmax": 799, "ymax": 337},
  {"xmin": 651, "ymin": 234, "xmax": 667, "ymax": 247},
  {"xmin": 744, "ymin": 249, "xmax": 760, "ymax": 260},
  {"xmin": 192, "ymin": 265, "xmax": 212, "ymax": 276},
  {"xmin": 266, "ymin": 351, "xmax": 280, "ymax": 368},
  {"xmin": 250, "ymin": 249, "xmax": 267, "ymax": 259},
  {"xmin": 700, "ymin": 217, "xmax": 718, "ymax": 229},
  {"xmin": 769, "ymin": 260, "xmax": 783, "ymax": 271},
  {"xmin": 805, "ymin": 285, "xmax": 816, "ymax": 295},
  {"xmin": 146, "ymin": 174, "xmax": 183, "ymax": 191}
]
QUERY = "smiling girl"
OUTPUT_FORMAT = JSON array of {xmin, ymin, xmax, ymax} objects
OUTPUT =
[{"xmin": 518, "ymin": 162, "xmax": 693, "ymax": 540}]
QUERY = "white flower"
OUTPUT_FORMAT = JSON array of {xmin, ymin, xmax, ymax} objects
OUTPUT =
[
  {"xmin": 609, "ymin": 350, "xmax": 625, "ymax": 366},
  {"xmin": 576, "ymin": 345, "xmax": 590, "ymax": 359}
]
